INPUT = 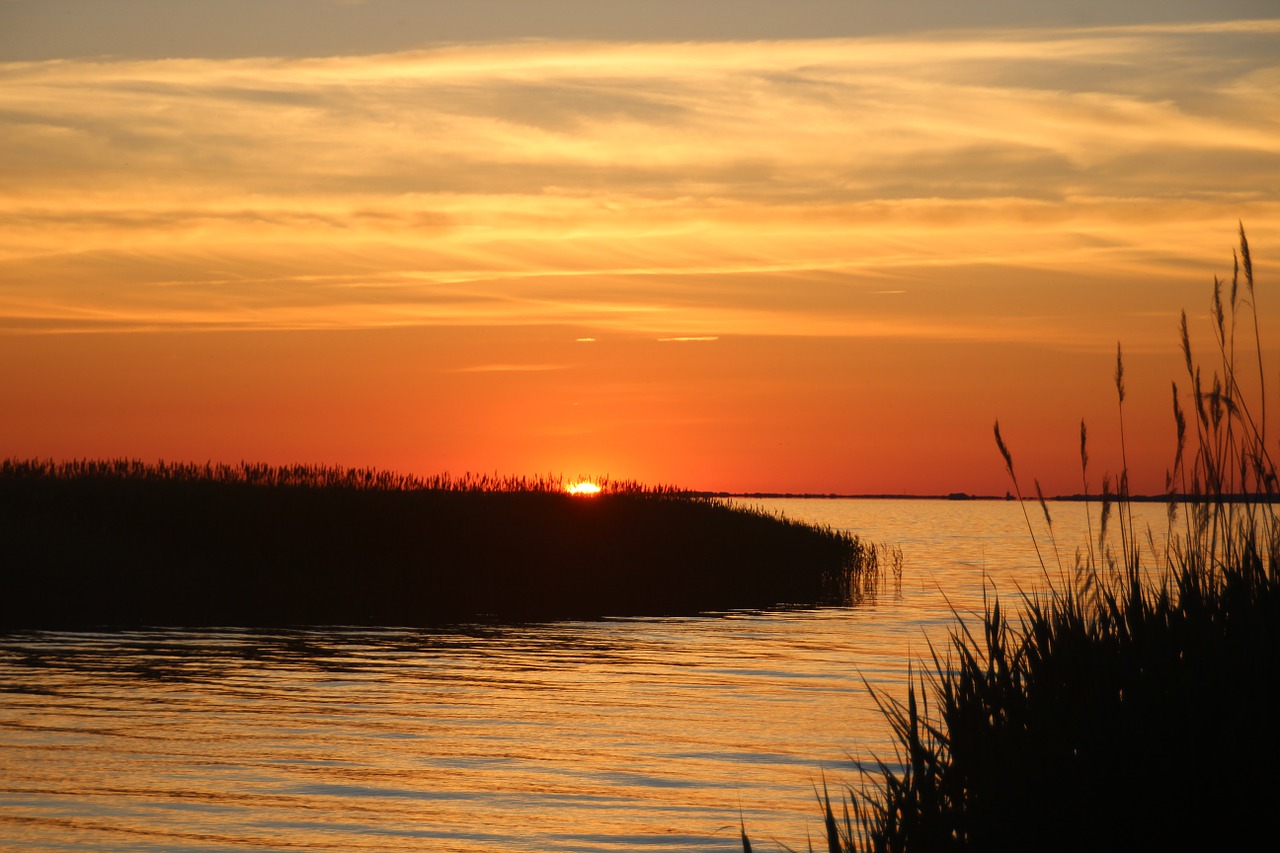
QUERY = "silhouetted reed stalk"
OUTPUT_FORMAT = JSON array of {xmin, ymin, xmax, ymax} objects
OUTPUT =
[
  {"xmin": 992, "ymin": 421, "xmax": 1046, "ymax": 573},
  {"xmin": 743, "ymin": 226, "xmax": 1280, "ymax": 852},
  {"xmin": 1078, "ymin": 420, "xmax": 1098, "ymax": 578},
  {"xmin": 1113, "ymin": 343, "xmax": 1139, "ymax": 573}
]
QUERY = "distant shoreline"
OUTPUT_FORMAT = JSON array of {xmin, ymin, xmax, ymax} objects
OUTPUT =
[{"xmin": 708, "ymin": 492, "xmax": 1278, "ymax": 503}]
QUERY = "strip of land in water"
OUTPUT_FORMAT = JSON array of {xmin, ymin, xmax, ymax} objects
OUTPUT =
[{"xmin": 1, "ymin": 460, "xmax": 879, "ymax": 630}]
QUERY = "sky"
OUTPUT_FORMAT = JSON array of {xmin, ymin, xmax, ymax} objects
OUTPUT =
[{"xmin": 1, "ymin": 1, "xmax": 1278, "ymax": 495}]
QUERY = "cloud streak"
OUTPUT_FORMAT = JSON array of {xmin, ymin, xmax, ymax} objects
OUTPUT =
[{"xmin": 2, "ymin": 22, "xmax": 1277, "ymax": 348}]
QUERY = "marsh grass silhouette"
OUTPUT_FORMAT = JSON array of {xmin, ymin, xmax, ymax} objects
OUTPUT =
[
  {"xmin": 0, "ymin": 461, "xmax": 879, "ymax": 628},
  {"xmin": 744, "ymin": 226, "xmax": 1280, "ymax": 852}
]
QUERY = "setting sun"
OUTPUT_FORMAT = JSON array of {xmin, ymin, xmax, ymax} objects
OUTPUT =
[{"xmin": 566, "ymin": 482, "xmax": 602, "ymax": 496}]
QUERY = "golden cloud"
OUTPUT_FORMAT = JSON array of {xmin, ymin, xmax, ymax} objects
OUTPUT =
[{"xmin": 1, "ymin": 21, "xmax": 1277, "ymax": 347}]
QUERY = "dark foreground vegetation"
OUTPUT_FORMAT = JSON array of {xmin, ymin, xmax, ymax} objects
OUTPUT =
[
  {"xmin": 0, "ymin": 463, "xmax": 885, "ymax": 629},
  {"xmin": 745, "ymin": 226, "xmax": 1280, "ymax": 852}
]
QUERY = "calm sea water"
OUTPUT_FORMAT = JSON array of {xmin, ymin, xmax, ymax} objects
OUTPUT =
[{"xmin": 0, "ymin": 498, "xmax": 1177, "ymax": 852}]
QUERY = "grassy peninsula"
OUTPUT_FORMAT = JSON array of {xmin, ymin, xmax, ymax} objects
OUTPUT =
[{"xmin": 0, "ymin": 461, "xmax": 883, "ymax": 629}]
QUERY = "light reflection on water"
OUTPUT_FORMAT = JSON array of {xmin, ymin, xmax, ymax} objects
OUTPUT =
[{"xmin": 0, "ymin": 499, "xmax": 1177, "ymax": 852}]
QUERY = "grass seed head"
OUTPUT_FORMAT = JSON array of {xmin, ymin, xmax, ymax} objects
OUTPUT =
[
  {"xmin": 1115, "ymin": 342, "xmax": 1126, "ymax": 404},
  {"xmin": 994, "ymin": 420, "xmax": 1016, "ymax": 481}
]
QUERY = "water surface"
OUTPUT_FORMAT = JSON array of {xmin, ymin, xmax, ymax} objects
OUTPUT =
[{"xmin": 0, "ymin": 498, "xmax": 1175, "ymax": 851}]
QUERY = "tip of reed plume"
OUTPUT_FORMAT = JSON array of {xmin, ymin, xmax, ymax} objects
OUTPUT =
[
  {"xmin": 1114, "ymin": 342, "xmax": 1126, "ymax": 404},
  {"xmin": 1239, "ymin": 220, "xmax": 1253, "ymax": 293},
  {"xmin": 993, "ymin": 420, "xmax": 1015, "ymax": 479}
]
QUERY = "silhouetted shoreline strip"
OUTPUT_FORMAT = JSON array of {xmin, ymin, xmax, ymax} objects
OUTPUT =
[
  {"xmin": 1, "ymin": 460, "xmax": 883, "ymax": 630},
  {"xmin": 710, "ymin": 491, "xmax": 1279, "ymax": 502}
]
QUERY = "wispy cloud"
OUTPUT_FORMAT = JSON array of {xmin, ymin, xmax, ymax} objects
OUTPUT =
[
  {"xmin": 451, "ymin": 363, "xmax": 568, "ymax": 373},
  {"xmin": 1, "ymin": 22, "xmax": 1277, "ymax": 348}
]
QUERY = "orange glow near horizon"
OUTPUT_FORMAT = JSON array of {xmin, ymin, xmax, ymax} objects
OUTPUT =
[
  {"xmin": 566, "ymin": 482, "xmax": 603, "ymax": 496},
  {"xmin": 2, "ymin": 21, "xmax": 1278, "ymax": 495}
]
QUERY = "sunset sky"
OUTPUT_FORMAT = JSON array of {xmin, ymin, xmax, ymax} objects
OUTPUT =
[{"xmin": 2, "ymin": 1, "xmax": 1277, "ymax": 495}]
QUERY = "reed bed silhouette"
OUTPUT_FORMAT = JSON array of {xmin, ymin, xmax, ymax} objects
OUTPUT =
[
  {"xmin": 0, "ymin": 458, "xmax": 682, "ymax": 495},
  {"xmin": 744, "ymin": 226, "xmax": 1279, "ymax": 852},
  {"xmin": 0, "ymin": 460, "xmax": 877, "ymax": 628}
]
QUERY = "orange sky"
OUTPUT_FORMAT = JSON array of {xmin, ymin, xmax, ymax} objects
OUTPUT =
[{"xmin": 2, "ymin": 7, "xmax": 1278, "ymax": 494}]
